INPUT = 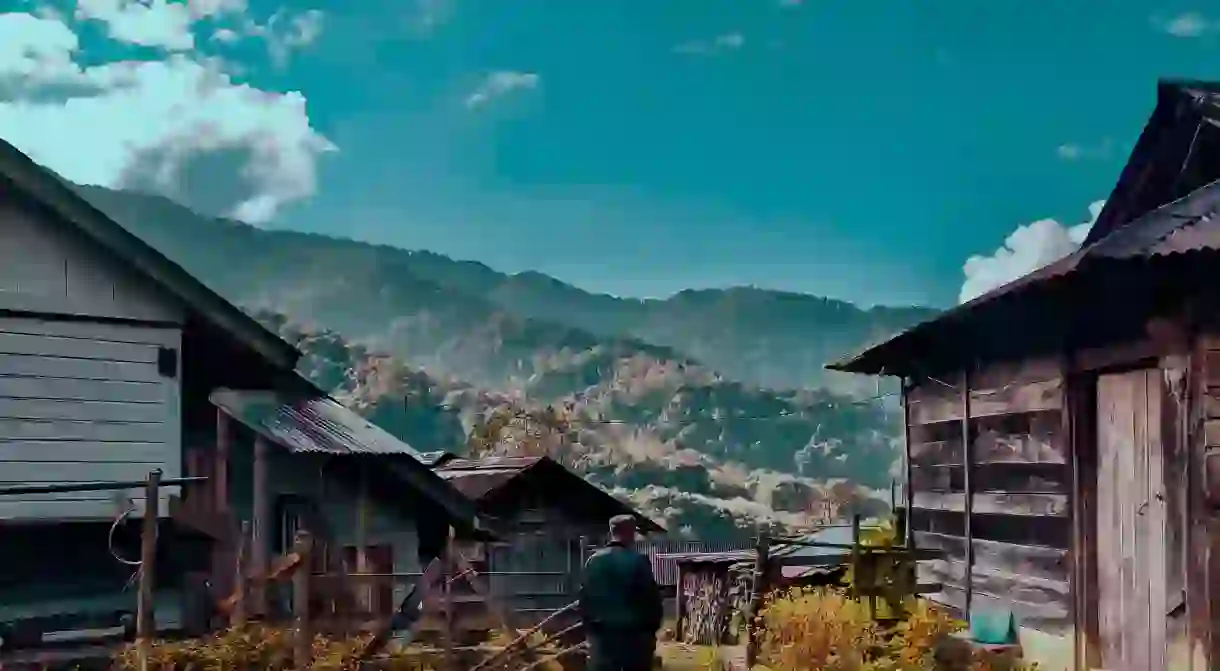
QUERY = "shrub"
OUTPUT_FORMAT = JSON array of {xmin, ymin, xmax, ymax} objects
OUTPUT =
[
  {"xmin": 753, "ymin": 587, "xmax": 1036, "ymax": 671},
  {"xmin": 113, "ymin": 625, "xmax": 434, "ymax": 671}
]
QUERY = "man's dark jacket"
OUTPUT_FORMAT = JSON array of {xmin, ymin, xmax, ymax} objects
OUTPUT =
[{"xmin": 578, "ymin": 541, "xmax": 664, "ymax": 633}]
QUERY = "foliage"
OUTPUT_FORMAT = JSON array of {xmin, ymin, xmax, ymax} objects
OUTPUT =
[
  {"xmin": 754, "ymin": 588, "xmax": 1038, "ymax": 671},
  {"xmin": 113, "ymin": 625, "xmax": 435, "ymax": 671}
]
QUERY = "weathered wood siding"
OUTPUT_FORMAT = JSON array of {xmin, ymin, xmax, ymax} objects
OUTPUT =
[
  {"xmin": 1093, "ymin": 368, "xmax": 1177, "ymax": 671},
  {"xmin": 0, "ymin": 195, "xmax": 183, "ymax": 323},
  {"xmin": 486, "ymin": 520, "xmax": 582, "ymax": 615},
  {"xmin": 907, "ymin": 358, "xmax": 1072, "ymax": 641},
  {"xmin": 0, "ymin": 317, "xmax": 183, "ymax": 520},
  {"xmin": 1192, "ymin": 336, "xmax": 1220, "ymax": 670}
]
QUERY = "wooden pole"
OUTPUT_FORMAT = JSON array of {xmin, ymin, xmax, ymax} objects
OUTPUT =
[
  {"xmin": 232, "ymin": 521, "xmax": 250, "ymax": 628},
  {"xmin": 901, "ymin": 381, "xmax": 914, "ymax": 549},
  {"xmin": 136, "ymin": 469, "xmax": 162, "ymax": 671},
  {"xmin": 215, "ymin": 409, "xmax": 230, "ymax": 511},
  {"xmin": 745, "ymin": 530, "xmax": 770, "ymax": 668},
  {"xmin": 252, "ymin": 436, "xmax": 271, "ymax": 618},
  {"xmin": 442, "ymin": 536, "xmax": 455, "ymax": 671},
  {"xmin": 292, "ymin": 530, "xmax": 314, "ymax": 669},
  {"xmin": 675, "ymin": 561, "xmax": 686, "ymax": 642},
  {"xmin": 960, "ymin": 369, "xmax": 974, "ymax": 618}
]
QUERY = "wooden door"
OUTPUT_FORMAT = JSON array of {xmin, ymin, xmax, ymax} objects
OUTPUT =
[{"xmin": 1096, "ymin": 369, "xmax": 1168, "ymax": 671}]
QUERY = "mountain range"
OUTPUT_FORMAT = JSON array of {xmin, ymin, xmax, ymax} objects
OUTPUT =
[{"xmin": 77, "ymin": 185, "xmax": 938, "ymax": 540}]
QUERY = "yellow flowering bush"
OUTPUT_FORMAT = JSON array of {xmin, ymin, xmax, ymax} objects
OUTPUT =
[{"xmin": 753, "ymin": 588, "xmax": 1037, "ymax": 671}]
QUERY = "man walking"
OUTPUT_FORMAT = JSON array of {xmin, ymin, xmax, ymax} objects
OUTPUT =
[{"xmin": 579, "ymin": 515, "xmax": 663, "ymax": 671}]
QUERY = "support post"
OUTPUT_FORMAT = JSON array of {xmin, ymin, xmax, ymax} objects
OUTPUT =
[
  {"xmin": 901, "ymin": 380, "xmax": 914, "ymax": 548},
  {"xmin": 745, "ymin": 531, "xmax": 770, "ymax": 668},
  {"xmin": 232, "ymin": 521, "xmax": 250, "ymax": 628},
  {"xmin": 960, "ymin": 369, "xmax": 974, "ymax": 618},
  {"xmin": 136, "ymin": 469, "xmax": 162, "ymax": 671},
  {"xmin": 215, "ymin": 409, "xmax": 230, "ymax": 511},
  {"xmin": 292, "ymin": 530, "xmax": 314, "ymax": 669},
  {"xmin": 252, "ymin": 435, "xmax": 271, "ymax": 617},
  {"xmin": 356, "ymin": 461, "xmax": 370, "ymax": 615}
]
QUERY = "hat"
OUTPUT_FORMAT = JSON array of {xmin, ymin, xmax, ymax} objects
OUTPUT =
[{"xmin": 609, "ymin": 514, "xmax": 637, "ymax": 535}]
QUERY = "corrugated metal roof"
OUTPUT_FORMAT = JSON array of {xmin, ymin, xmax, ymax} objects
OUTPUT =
[
  {"xmin": 827, "ymin": 175, "xmax": 1220, "ymax": 376},
  {"xmin": 639, "ymin": 540, "xmax": 755, "ymax": 585},
  {"xmin": 657, "ymin": 526, "xmax": 860, "ymax": 569},
  {"xmin": 211, "ymin": 388, "xmax": 426, "ymax": 457},
  {"xmin": 209, "ymin": 385, "xmax": 484, "ymax": 533},
  {"xmin": 827, "ymin": 80, "xmax": 1220, "ymax": 376},
  {"xmin": 434, "ymin": 456, "xmax": 541, "ymax": 499}
]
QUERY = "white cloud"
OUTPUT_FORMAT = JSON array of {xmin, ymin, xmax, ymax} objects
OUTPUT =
[
  {"xmin": 74, "ymin": 0, "xmax": 195, "ymax": 51},
  {"xmin": 464, "ymin": 70, "xmax": 540, "ymax": 110},
  {"xmin": 1156, "ymin": 11, "xmax": 1219, "ymax": 37},
  {"xmin": 958, "ymin": 200, "xmax": 1105, "ymax": 304},
  {"xmin": 674, "ymin": 32, "xmax": 746, "ymax": 56},
  {"xmin": 1056, "ymin": 138, "xmax": 1114, "ymax": 162},
  {"xmin": 0, "ymin": 9, "xmax": 334, "ymax": 223}
]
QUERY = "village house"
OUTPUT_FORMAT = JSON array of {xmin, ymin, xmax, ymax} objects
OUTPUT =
[
  {"xmin": 0, "ymin": 137, "xmax": 484, "ymax": 649},
  {"xmin": 827, "ymin": 79, "xmax": 1220, "ymax": 671},
  {"xmin": 433, "ymin": 455, "xmax": 663, "ymax": 623}
]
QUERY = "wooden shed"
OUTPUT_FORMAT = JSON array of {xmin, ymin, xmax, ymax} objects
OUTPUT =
[
  {"xmin": 827, "ymin": 79, "xmax": 1220, "ymax": 671},
  {"xmin": 435, "ymin": 456, "xmax": 664, "ymax": 622}
]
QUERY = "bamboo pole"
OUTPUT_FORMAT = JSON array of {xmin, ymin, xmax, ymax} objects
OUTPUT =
[
  {"xmin": 252, "ymin": 436, "xmax": 271, "ymax": 617},
  {"xmin": 136, "ymin": 469, "xmax": 162, "ymax": 671},
  {"xmin": 469, "ymin": 601, "xmax": 579, "ymax": 671},
  {"xmin": 292, "ymin": 530, "xmax": 314, "ymax": 669}
]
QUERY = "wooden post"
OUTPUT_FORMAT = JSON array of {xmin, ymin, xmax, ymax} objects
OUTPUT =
[
  {"xmin": 252, "ymin": 435, "xmax": 270, "ymax": 617},
  {"xmin": 745, "ymin": 531, "xmax": 770, "ymax": 668},
  {"xmin": 442, "ymin": 536, "xmax": 455, "ymax": 671},
  {"xmin": 675, "ymin": 561, "xmax": 686, "ymax": 642},
  {"xmin": 232, "ymin": 521, "xmax": 250, "ymax": 628},
  {"xmin": 215, "ymin": 409, "xmax": 230, "ymax": 511},
  {"xmin": 960, "ymin": 369, "xmax": 974, "ymax": 618},
  {"xmin": 849, "ymin": 514, "xmax": 861, "ymax": 601},
  {"xmin": 136, "ymin": 469, "xmax": 162, "ymax": 671},
  {"xmin": 901, "ymin": 380, "xmax": 914, "ymax": 549},
  {"xmin": 356, "ymin": 461, "xmax": 371, "ymax": 615},
  {"xmin": 292, "ymin": 530, "xmax": 314, "ymax": 669}
]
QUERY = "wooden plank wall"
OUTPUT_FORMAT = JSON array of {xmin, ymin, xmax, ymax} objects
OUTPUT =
[
  {"xmin": 907, "ymin": 358, "xmax": 1072, "ymax": 636},
  {"xmin": 1193, "ymin": 338, "xmax": 1220, "ymax": 667}
]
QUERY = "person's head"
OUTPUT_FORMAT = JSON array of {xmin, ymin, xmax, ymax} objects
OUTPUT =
[{"xmin": 609, "ymin": 514, "xmax": 637, "ymax": 545}]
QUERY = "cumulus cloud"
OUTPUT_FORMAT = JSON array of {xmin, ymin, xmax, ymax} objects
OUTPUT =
[
  {"xmin": 958, "ymin": 200, "xmax": 1105, "ymax": 304},
  {"xmin": 0, "ymin": 7, "xmax": 333, "ymax": 223},
  {"xmin": 1155, "ymin": 11, "xmax": 1219, "ymax": 38},
  {"xmin": 673, "ymin": 32, "xmax": 745, "ymax": 56},
  {"xmin": 464, "ymin": 70, "xmax": 539, "ymax": 110}
]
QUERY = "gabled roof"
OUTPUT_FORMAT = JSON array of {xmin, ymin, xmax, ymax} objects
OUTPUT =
[
  {"xmin": 0, "ymin": 138, "xmax": 298, "ymax": 369},
  {"xmin": 827, "ymin": 79, "xmax": 1220, "ymax": 377},
  {"xmin": 435, "ymin": 455, "xmax": 665, "ymax": 533},
  {"xmin": 211, "ymin": 382, "xmax": 483, "ymax": 532}
]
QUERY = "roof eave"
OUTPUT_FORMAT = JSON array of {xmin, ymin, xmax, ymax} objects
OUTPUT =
[{"xmin": 0, "ymin": 143, "xmax": 299, "ymax": 371}]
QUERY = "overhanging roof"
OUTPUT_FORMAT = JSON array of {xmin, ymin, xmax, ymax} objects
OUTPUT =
[
  {"xmin": 827, "ymin": 79, "xmax": 1220, "ymax": 377},
  {"xmin": 0, "ymin": 138, "xmax": 298, "ymax": 370},
  {"xmin": 211, "ymin": 383, "xmax": 483, "ymax": 531}
]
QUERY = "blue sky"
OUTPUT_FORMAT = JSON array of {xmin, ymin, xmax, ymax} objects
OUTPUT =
[{"xmin": 3, "ymin": 0, "xmax": 1220, "ymax": 308}]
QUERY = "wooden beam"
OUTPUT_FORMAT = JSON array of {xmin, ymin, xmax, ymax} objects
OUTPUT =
[
  {"xmin": 215, "ymin": 409, "xmax": 230, "ymax": 511},
  {"xmin": 136, "ymin": 469, "xmax": 161, "ymax": 671},
  {"xmin": 252, "ymin": 435, "xmax": 270, "ymax": 616},
  {"xmin": 903, "ymin": 380, "xmax": 914, "ymax": 548},
  {"xmin": 961, "ymin": 369, "xmax": 974, "ymax": 617},
  {"xmin": 292, "ymin": 531, "xmax": 314, "ymax": 669}
]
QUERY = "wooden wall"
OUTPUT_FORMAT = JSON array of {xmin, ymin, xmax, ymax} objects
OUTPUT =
[{"xmin": 906, "ymin": 358, "xmax": 1072, "ymax": 638}]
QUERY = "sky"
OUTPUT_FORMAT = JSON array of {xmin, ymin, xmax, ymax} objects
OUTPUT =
[{"xmin": 2, "ymin": 1, "xmax": 1220, "ymax": 309}]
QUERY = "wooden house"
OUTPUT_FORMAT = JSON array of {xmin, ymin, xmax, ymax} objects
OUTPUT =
[
  {"xmin": 434, "ymin": 456, "xmax": 663, "ymax": 621},
  {"xmin": 0, "ymin": 137, "xmax": 483, "ymax": 648},
  {"xmin": 826, "ymin": 79, "xmax": 1220, "ymax": 671}
]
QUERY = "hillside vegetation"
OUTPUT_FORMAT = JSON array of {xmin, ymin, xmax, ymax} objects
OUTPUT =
[{"xmin": 79, "ymin": 186, "xmax": 935, "ymax": 539}]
